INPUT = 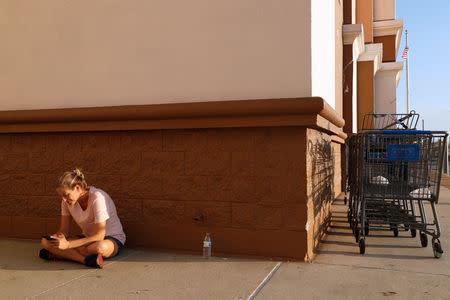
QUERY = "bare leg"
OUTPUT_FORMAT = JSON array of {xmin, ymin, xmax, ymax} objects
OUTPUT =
[
  {"xmin": 75, "ymin": 246, "xmax": 90, "ymax": 257},
  {"xmin": 41, "ymin": 238, "xmax": 86, "ymax": 264},
  {"xmin": 85, "ymin": 240, "xmax": 118, "ymax": 258}
]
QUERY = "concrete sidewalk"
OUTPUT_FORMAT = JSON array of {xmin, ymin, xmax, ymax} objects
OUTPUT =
[
  {"xmin": 1, "ymin": 187, "xmax": 450, "ymax": 299},
  {"xmin": 258, "ymin": 186, "xmax": 450, "ymax": 300},
  {"xmin": 0, "ymin": 240, "xmax": 279, "ymax": 299}
]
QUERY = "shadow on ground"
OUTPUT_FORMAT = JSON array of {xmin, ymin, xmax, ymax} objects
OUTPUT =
[{"xmin": 0, "ymin": 239, "xmax": 269, "ymax": 272}]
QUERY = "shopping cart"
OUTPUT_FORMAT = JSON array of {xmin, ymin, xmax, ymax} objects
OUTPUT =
[{"xmin": 345, "ymin": 112, "xmax": 448, "ymax": 258}]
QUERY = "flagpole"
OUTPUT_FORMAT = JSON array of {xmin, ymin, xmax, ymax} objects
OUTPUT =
[{"xmin": 405, "ymin": 30, "xmax": 410, "ymax": 113}]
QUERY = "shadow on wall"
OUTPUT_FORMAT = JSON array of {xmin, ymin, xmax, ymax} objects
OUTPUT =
[{"xmin": 308, "ymin": 137, "xmax": 334, "ymax": 255}]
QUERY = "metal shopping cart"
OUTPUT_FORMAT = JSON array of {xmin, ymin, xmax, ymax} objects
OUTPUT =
[{"xmin": 346, "ymin": 112, "xmax": 448, "ymax": 258}]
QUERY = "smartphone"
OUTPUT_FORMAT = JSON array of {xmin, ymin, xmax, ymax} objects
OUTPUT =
[{"xmin": 41, "ymin": 235, "xmax": 56, "ymax": 241}]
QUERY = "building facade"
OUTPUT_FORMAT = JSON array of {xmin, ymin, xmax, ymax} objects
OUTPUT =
[
  {"xmin": 0, "ymin": 0, "xmax": 403, "ymax": 260},
  {"xmin": 343, "ymin": 0, "xmax": 404, "ymax": 134}
]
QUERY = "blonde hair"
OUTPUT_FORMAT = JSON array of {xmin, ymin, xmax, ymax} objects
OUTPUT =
[{"xmin": 57, "ymin": 168, "xmax": 88, "ymax": 189}]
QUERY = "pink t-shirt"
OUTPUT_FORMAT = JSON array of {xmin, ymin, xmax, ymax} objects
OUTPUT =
[{"xmin": 61, "ymin": 186, "xmax": 126, "ymax": 245}]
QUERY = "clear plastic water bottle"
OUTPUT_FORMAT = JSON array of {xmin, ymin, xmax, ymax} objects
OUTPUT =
[{"xmin": 203, "ymin": 233, "xmax": 212, "ymax": 258}]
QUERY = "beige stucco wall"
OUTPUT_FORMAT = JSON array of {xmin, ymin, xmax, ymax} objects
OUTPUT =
[
  {"xmin": 0, "ymin": 0, "xmax": 312, "ymax": 111},
  {"xmin": 311, "ymin": 0, "xmax": 336, "ymax": 109},
  {"xmin": 334, "ymin": 0, "xmax": 343, "ymax": 117},
  {"xmin": 373, "ymin": 0, "xmax": 395, "ymax": 21},
  {"xmin": 374, "ymin": 73, "xmax": 396, "ymax": 114},
  {"xmin": 374, "ymin": 62, "xmax": 402, "ymax": 114}
]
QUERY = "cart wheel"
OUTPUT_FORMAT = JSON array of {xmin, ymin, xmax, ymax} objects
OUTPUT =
[
  {"xmin": 420, "ymin": 233, "xmax": 428, "ymax": 248},
  {"xmin": 410, "ymin": 229, "xmax": 417, "ymax": 238},
  {"xmin": 355, "ymin": 230, "xmax": 360, "ymax": 243},
  {"xmin": 364, "ymin": 223, "xmax": 369, "ymax": 236},
  {"xmin": 393, "ymin": 227, "xmax": 399, "ymax": 237},
  {"xmin": 344, "ymin": 197, "xmax": 347, "ymax": 205},
  {"xmin": 432, "ymin": 239, "xmax": 443, "ymax": 259},
  {"xmin": 359, "ymin": 239, "xmax": 365, "ymax": 254}
]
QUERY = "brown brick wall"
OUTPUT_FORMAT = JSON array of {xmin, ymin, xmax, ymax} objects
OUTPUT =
[
  {"xmin": 0, "ymin": 127, "xmax": 333, "ymax": 259},
  {"xmin": 305, "ymin": 129, "xmax": 336, "ymax": 261},
  {"xmin": 332, "ymin": 142, "xmax": 342, "ymax": 197}
]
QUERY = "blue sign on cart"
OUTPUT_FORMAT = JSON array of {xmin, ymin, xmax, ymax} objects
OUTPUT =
[{"xmin": 386, "ymin": 144, "xmax": 420, "ymax": 161}]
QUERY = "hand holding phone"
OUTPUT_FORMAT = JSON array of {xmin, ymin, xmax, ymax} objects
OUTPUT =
[{"xmin": 41, "ymin": 235, "xmax": 56, "ymax": 241}]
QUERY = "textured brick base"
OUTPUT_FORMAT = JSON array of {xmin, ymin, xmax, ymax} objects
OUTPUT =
[
  {"xmin": 305, "ymin": 129, "xmax": 341, "ymax": 261},
  {"xmin": 0, "ymin": 126, "xmax": 341, "ymax": 260}
]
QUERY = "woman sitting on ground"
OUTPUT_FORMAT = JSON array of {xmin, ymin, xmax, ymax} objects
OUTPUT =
[{"xmin": 40, "ymin": 168, "xmax": 126, "ymax": 269}]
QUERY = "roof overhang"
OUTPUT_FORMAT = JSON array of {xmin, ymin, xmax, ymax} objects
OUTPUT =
[
  {"xmin": 373, "ymin": 19, "xmax": 404, "ymax": 57},
  {"xmin": 358, "ymin": 43, "xmax": 383, "ymax": 75}
]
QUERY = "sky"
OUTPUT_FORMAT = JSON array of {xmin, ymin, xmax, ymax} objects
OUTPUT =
[{"xmin": 395, "ymin": 0, "xmax": 450, "ymax": 132}]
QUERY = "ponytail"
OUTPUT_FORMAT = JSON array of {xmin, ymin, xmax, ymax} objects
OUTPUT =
[{"xmin": 57, "ymin": 168, "xmax": 88, "ymax": 189}]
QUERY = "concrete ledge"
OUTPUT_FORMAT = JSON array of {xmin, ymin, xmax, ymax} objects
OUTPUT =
[
  {"xmin": 373, "ymin": 19, "xmax": 404, "ymax": 55},
  {"xmin": 358, "ymin": 43, "xmax": 383, "ymax": 75},
  {"xmin": 377, "ymin": 62, "xmax": 404, "ymax": 87},
  {"xmin": 373, "ymin": 19, "xmax": 404, "ymax": 37},
  {"xmin": 343, "ymin": 24, "xmax": 365, "ymax": 59}
]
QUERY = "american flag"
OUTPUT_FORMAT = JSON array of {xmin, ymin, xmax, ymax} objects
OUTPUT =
[{"xmin": 402, "ymin": 46, "xmax": 409, "ymax": 59}]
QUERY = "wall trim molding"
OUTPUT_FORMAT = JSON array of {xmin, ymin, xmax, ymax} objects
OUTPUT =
[{"xmin": 0, "ymin": 97, "xmax": 346, "ymax": 138}]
